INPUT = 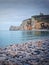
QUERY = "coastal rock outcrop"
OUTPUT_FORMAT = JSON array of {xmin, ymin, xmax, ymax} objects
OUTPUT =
[
  {"xmin": 9, "ymin": 14, "xmax": 49, "ymax": 31},
  {"xmin": 9, "ymin": 26, "xmax": 20, "ymax": 31}
]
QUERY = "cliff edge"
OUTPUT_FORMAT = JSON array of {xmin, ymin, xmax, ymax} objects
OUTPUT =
[{"xmin": 9, "ymin": 14, "xmax": 49, "ymax": 31}]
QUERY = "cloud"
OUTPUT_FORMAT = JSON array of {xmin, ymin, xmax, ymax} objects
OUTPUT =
[
  {"xmin": 0, "ymin": 0, "xmax": 49, "ymax": 10},
  {"xmin": 0, "ymin": 0, "xmax": 49, "ymax": 30}
]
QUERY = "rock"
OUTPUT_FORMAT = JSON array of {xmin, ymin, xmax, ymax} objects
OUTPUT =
[
  {"xmin": 9, "ymin": 14, "xmax": 49, "ymax": 31},
  {"xmin": 33, "ymin": 50, "xmax": 41, "ymax": 55},
  {"xmin": 0, "ymin": 40, "xmax": 49, "ymax": 65},
  {"xmin": 0, "ymin": 57, "xmax": 6, "ymax": 61}
]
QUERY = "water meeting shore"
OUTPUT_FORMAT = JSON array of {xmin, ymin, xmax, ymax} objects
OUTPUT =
[{"xmin": 0, "ymin": 39, "xmax": 49, "ymax": 65}]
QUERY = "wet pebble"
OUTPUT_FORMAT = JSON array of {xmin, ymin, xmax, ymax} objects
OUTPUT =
[{"xmin": 0, "ymin": 40, "xmax": 49, "ymax": 65}]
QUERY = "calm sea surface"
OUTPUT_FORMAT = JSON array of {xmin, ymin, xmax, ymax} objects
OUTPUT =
[{"xmin": 0, "ymin": 30, "xmax": 49, "ymax": 47}]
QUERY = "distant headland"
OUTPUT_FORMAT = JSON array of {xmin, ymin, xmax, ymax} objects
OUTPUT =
[{"xmin": 9, "ymin": 13, "xmax": 49, "ymax": 31}]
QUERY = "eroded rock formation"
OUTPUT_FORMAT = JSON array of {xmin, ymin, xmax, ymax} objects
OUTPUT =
[{"xmin": 9, "ymin": 14, "xmax": 49, "ymax": 31}]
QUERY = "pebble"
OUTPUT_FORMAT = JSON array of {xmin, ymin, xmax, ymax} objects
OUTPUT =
[{"xmin": 0, "ymin": 39, "xmax": 49, "ymax": 65}]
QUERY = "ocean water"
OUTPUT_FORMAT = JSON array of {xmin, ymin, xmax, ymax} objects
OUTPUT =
[{"xmin": 0, "ymin": 30, "xmax": 49, "ymax": 47}]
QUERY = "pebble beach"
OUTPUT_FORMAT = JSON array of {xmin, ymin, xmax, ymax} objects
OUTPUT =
[{"xmin": 0, "ymin": 39, "xmax": 49, "ymax": 65}]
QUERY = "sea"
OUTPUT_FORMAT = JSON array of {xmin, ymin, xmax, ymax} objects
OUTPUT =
[{"xmin": 0, "ymin": 30, "xmax": 49, "ymax": 47}]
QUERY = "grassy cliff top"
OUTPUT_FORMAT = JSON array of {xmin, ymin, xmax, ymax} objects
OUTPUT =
[{"xmin": 32, "ymin": 15, "xmax": 49, "ymax": 22}]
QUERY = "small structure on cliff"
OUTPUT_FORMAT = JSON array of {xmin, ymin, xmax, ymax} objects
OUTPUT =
[{"xmin": 9, "ymin": 14, "xmax": 49, "ymax": 31}]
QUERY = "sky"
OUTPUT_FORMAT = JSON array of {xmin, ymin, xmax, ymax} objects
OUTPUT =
[{"xmin": 0, "ymin": 0, "xmax": 49, "ymax": 30}]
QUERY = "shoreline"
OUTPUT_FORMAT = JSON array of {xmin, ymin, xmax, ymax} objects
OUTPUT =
[
  {"xmin": 0, "ymin": 39, "xmax": 49, "ymax": 65},
  {"xmin": 9, "ymin": 29, "xmax": 49, "ymax": 31},
  {"xmin": 0, "ymin": 38, "xmax": 48, "ymax": 48}
]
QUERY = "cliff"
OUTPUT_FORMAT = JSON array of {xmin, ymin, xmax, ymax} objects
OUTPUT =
[
  {"xmin": 9, "ymin": 26, "xmax": 20, "ymax": 31},
  {"xmin": 9, "ymin": 14, "xmax": 49, "ymax": 31}
]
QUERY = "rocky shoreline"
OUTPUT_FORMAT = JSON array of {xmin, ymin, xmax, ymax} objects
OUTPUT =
[{"xmin": 0, "ymin": 39, "xmax": 49, "ymax": 65}]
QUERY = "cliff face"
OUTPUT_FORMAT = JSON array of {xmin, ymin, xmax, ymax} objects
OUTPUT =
[
  {"xmin": 20, "ymin": 15, "xmax": 49, "ymax": 30},
  {"xmin": 9, "ymin": 14, "xmax": 49, "ymax": 31},
  {"xmin": 20, "ymin": 19, "xmax": 33, "ymax": 30},
  {"xmin": 9, "ymin": 26, "xmax": 20, "ymax": 31}
]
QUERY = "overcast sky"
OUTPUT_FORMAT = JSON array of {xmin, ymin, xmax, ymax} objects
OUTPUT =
[{"xmin": 0, "ymin": 0, "xmax": 49, "ymax": 30}]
